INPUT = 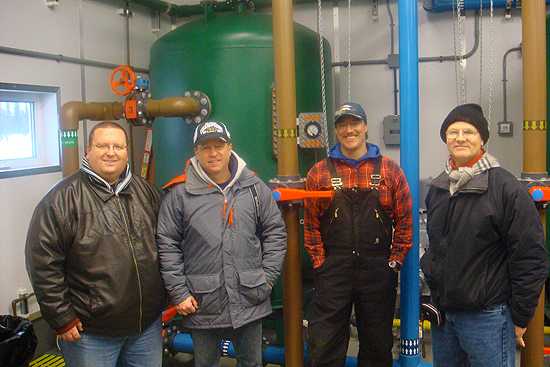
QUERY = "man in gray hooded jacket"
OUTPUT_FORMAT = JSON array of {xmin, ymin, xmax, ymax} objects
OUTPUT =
[{"xmin": 157, "ymin": 121, "xmax": 287, "ymax": 367}]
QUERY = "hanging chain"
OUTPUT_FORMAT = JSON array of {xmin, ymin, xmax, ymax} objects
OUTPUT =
[
  {"xmin": 479, "ymin": 1, "xmax": 483, "ymax": 105},
  {"xmin": 347, "ymin": 0, "xmax": 352, "ymax": 101},
  {"xmin": 452, "ymin": 0, "xmax": 459, "ymax": 104},
  {"xmin": 453, "ymin": 0, "xmax": 467, "ymax": 104},
  {"xmin": 487, "ymin": 0, "xmax": 495, "ymax": 127},
  {"xmin": 457, "ymin": 0, "xmax": 467, "ymax": 104},
  {"xmin": 317, "ymin": 0, "xmax": 330, "ymax": 155}
]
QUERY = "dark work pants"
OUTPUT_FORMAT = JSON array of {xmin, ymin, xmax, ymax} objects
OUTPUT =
[{"xmin": 308, "ymin": 253, "xmax": 398, "ymax": 367}]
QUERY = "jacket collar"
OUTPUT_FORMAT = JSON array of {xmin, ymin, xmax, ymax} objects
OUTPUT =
[
  {"xmin": 328, "ymin": 143, "xmax": 381, "ymax": 167},
  {"xmin": 186, "ymin": 151, "xmax": 258, "ymax": 195},
  {"xmin": 80, "ymin": 157, "xmax": 132, "ymax": 201},
  {"xmin": 431, "ymin": 169, "xmax": 489, "ymax": 195}
]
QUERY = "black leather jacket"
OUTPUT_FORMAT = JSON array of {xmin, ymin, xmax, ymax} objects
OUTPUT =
[{"xmin": 26, "ymin": 171, "xmax": 164, "ymax": 337}]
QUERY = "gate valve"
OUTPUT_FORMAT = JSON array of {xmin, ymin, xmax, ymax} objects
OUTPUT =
[{"xmin": 110, "ymin": 65, "xmax": 137, "ymax": 96}]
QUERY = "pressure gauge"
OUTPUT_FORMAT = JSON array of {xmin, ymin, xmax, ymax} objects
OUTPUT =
[{"xmin": 304, "ymin": 121, "xmax": 321, "ymax": 139}]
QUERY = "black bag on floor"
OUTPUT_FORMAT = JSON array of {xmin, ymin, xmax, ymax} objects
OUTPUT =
[{"xmin": 0, "ymin": 315, "xmax": 37, "ymax": 367}]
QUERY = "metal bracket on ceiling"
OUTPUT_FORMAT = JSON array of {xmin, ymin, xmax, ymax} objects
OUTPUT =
[
  {"xmin": 504, "ymin": 0, "xmax": 513, "ymax": 19},
  {"xmin": 371, "ymin": 0, "xmax": 379, "ymax": 20}
]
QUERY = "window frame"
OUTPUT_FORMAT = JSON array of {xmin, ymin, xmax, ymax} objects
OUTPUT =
[{"xmin": 0, "ymin": 83, "xmax": 61, "ymax": 179}]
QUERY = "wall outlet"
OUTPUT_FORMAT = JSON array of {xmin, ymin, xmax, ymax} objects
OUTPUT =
[{"xmin": 497, "ymin": 121, "xmax": 513, "ymax": 137}]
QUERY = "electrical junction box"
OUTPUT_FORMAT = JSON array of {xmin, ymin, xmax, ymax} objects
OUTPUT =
[
  {"xmin": 497, "ymin": 121, "xmax": 513, "ymax": 137},
  {"xmin": 383, "ymin": 115, "xmax": 400, "ymax": 146}
]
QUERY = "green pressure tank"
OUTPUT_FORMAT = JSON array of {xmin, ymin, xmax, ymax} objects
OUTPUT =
[{"xmin": 150, "ymin": 11, "xmax": 332, "ymax": 187}]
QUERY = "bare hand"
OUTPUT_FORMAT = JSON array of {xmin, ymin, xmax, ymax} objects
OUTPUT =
[
  {"xmin": 176, "ymin": 296, "xmax": 199, "ymax": 316},
  {"xmin": 515, "ymin": 326, "xmax": 527, "ymax": 348},
  {"xmin": 59, "ymin": 321, "xmax": 84, "ymax": 342}
]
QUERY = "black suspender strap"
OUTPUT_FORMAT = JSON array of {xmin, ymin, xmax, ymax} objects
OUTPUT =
[
  {"xmin": 326, "ymin": 158, "xmax": 343, "ymax": 190},
  {"xmin": 326, "ymin": 156, "xmax": 382, "ymax": 190},
  {"xmin": 370, "ymin": 156, "xmax": 382, "ymax": 190}
]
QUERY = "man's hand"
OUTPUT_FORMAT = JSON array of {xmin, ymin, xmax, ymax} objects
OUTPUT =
[
  {"xmin": 59, "ymin": 321, "xmax": 84, "ymax": 342},
  {"xmin": 515, "ymin": 326, "xmax": 527, "ymax": 348},
  {"xmin": 176, "ymin": 296, "xmax": 199, "ymax": 316}
]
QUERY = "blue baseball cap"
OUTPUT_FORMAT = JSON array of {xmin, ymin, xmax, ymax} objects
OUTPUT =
[{"xmin": 334, "ymin": 102, "xmax": 367, "ymax": 124}]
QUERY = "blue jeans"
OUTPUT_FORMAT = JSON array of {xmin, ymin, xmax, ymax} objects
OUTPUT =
[
  {"xmin": 431, "ymin": 304, "xmax": 515, "ymax": 367},
  {"xmin": 190, "ymin": 319, "xmax": 262, "ymax": 367},
  {"xmin": 59, "ymin": 318, "xmax": 162, "ymax": 367}
]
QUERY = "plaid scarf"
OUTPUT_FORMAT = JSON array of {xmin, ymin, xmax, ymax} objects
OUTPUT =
[{"xmin": 444, "ymin": 153, "xmax": 500, "ymax": 195}]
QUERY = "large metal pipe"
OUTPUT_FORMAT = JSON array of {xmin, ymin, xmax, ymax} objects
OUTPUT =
[
  {"xmin": 397, "ymin": 0, "xmax": 421, "ymax": 366},
  {"xmin": 146, "ymin": 97, "xmax": 200, "ymax": 118},
  {"xmin": 522, "ymin": 1, "xmax": 547, "ymax": 175},
  {"xmin": 272, "ymin": 0, "xmax": 303, "ymax": 366},
  {"xmin": 89, "ymin": 0, "xmax": 364, "ymax": 18},
  {"xmin": 424, "ymin": 0, "xmax": 550, "ymax": 12},
  {"xmin": 60, "ymin": 97, "xmax": 201, "ymax": 177},
  {"xmin": 520, "ymin": 1, "xmax": 547, "ymax": 366}
]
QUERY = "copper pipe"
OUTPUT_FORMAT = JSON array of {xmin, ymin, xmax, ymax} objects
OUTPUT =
[
  {"xmin": 272, "ymin": 1, "xmax": 303, "ymax": 366},
  {"xmin": 522, "ymin": 0, "xmax": 547, "ymax": 174},
  {"xmin": 282, "ymin": 206, "xmax": 303, "ymax": 366},
  {"xmin": 273, "ymin": 2, "xmax": 299, "ymax": 177},
  {"xmin": 60, "ymin": 97, "xmax": 201, "ymax": 178},
  {"xmin": 145, "ymin": 96, "xmax": 200, "ymax": 118},
  {"xmin": 521, "ymin": 209, "xmax": 547, "ymax": 367},
  {"xmin": 60, "ymin": 102, "xmax": 124, "ymax": 177},
  {"xmin": 520, "ymin": 1, "xmax": 546, "ymax": 366}
]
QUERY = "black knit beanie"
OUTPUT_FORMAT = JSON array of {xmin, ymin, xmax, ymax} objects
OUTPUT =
[{"xmin": 440, "ymin": 103, "xmax": 489, "ymax": 144}]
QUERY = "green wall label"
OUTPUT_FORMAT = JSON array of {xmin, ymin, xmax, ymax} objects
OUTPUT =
[{"xmin": 61, "ymin": 130, "xmax": 78, "ymax": 147}]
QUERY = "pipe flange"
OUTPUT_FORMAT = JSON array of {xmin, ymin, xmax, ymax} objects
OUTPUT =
[
  {"xmin": 183, "ymin": 90, "xmax": 212, "ymax": 125},
  {"xmin": 134, "ymin": 90, "xmax": 154, "ymax": 126}
]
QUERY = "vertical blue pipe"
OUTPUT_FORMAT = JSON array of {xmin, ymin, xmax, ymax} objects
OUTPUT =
[{"xmin": 397, "ymin": 0, "xmax": 421, "ymax": 367}]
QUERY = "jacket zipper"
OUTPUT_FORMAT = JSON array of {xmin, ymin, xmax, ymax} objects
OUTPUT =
[{"xmin": 116, "ymin": 196, "xmax": 143, "ymax": 333}]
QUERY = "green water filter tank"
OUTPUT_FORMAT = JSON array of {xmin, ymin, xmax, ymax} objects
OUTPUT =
[
  {"xmin": 150, "ymin": 11, "xmax": 332, "ymax": 329},
  {"xmin": 150, "ymin": 11, "xmax": 332, "ymax": 187}
]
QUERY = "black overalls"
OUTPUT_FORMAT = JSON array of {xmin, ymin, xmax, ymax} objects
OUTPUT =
[{"xmin": 308, "ymin": 158, "xmax": 398, "ymax": 367}]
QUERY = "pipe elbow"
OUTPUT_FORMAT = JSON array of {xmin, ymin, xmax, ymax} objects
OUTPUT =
[{"xmin": 61, "ymin": 101, "xmax": 85, "ymax": 131}]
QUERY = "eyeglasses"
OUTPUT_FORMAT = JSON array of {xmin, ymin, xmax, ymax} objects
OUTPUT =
[
  {"xmin": 446, "ymin": 129, "xmax": 478, "ymax": 140},
  {"xmin": 93, "ymin": 143, "xmax": 127, "ymax": 152}
]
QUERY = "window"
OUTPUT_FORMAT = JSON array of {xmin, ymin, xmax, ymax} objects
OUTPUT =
[
  {"xmin": 0, "ymin": 83, "xmax": 61, "ymax": 178},
  {"xmin": 0, "ymin": 101, "xmax": 35, "ymax": 160}
]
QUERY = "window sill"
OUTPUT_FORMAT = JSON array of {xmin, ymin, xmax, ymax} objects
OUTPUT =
[{"xmin": 0, "ymin": 165, "xmax": 61, "ymax": 179}]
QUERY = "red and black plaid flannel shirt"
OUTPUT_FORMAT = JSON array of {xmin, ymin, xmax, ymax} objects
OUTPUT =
[{"xmin": 304, "ymin": 156, "xmax": 413, "ymax": 269}]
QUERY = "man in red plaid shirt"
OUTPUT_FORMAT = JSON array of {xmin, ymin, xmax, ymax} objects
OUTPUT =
[{"xmin": 304, "ymin": 102, "xmax": 412, "ymax": 367}]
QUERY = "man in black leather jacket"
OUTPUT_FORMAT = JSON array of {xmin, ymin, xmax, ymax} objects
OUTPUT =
[{"xmin": 25, "ymin": 122, "xmax": 164, "ymax": 367}]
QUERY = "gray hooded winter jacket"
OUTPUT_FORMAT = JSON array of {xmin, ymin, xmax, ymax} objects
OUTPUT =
[{"xmin": 156, "ymin": 152, "xmax": 287, "ymax": 329}]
